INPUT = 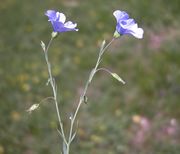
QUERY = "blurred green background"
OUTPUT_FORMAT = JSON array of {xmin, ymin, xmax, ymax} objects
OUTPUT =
[{"xmin": 0, "ymin": 0, "xmax": 180, "ymax": 154}]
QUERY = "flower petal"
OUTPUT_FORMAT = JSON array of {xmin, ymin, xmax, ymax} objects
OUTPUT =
[
  {"xmin": 129, "ymin": 27, "xmax": 144, "ymax": 39},
  {"xmin": 56, "ymin": 12, "xmax": 66, "ymax": 23},
  {"xmin": 124, "ymin": 24, "xmax": 144, "ymax": 39},
  {"xmin": 113, "ymin": 10, "xmax": 129, "ymax": 22},
  {"xmin": 120, "ymin": 19, "xmax": 135, "ymax": 27},
  {"xmin": 45, "ymin": 10, "xmax": 57, "ymax": 21},
  {"xmin": 51, "ymin": 21, "xmax": 78, "ymax": 32},
  {"xmin": 64, "ymin": 21, "xmax": 78, "ymax": 30},
  {"xmin": 50, "ymin": 21, "xmax": 65, "ymax": 32}
]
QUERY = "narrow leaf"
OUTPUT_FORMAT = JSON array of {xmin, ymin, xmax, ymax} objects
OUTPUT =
[
  {"xmin": 88, "ymin": 68, "xmax": 95, "ymax": 83},
  {"xmin": 40, "ymin": 41, "xmax": 46, "ymax": 51},
  {"xmin": 99, "ymin": 40, "xmax": 106, "ymax": 56},
  {"xmin": 111, "ymin": 73, "xmax": 126, "ymax": 84},
  {"xmin": 46, "ymin": 78, "xmax": 51, "ymax": 86},
  {"xmin": 100, "ymin": 40, "xmax": 106, "ymax": 51}
]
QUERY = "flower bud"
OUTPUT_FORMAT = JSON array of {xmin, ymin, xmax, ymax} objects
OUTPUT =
[
  {"xmin": 113, "ymin": 30, "xmax": 120, "ymax": 38},
  {"xmin": 51, "ymin": 32, "xmax": 58, "ymax": 38}
]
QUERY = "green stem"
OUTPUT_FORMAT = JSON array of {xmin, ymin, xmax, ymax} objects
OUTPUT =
[
  {"xmin": 44, "ymin": 36, "xmax": 67, "ymax": 146},
  {"xmin": 66, "ymin": 38, "xmax": 115, "ymax": 153}
]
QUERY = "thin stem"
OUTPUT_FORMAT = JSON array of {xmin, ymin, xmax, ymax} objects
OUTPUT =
[
  {"xmin": 67, "ymin": 38, "xmax": 115, "ymax": 151},
  {"xmin": 39, "ymin": 96, "xmax": 54, "ymax": 105},
  {"xmin": 96, "ymin": 67, "xmax": 112, "ymax": 74},
  {"xmin": 98, "ymin": 38, "xmax": 115, "ymax": 61},
  {"xmin": 43, "ymin": 36, "xmax": 67, "ymax": 145}
]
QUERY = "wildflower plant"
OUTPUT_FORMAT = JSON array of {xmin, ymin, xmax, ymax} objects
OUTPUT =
[{"xmin": 28, "ymin": 9, "xmax": 143, "ymax": 154}]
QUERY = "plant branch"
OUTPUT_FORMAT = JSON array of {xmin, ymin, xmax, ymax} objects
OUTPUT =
[
  {"xmin": 43, "ymin": 36, "xmax": 67, "ymax": 145},
  {"xmin": 66, "ymin": 38, "xmax": 115, "ymax": 153}
]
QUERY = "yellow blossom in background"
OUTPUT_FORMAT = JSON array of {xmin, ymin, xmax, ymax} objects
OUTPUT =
[
  {"xmin": 30, "ymin": 63, "xmax": 39, "ymax": 70},
  {"xmin": 21, "ymin": 83, "xmax": 31, "ymax": 92},
  {"xmin": 11, "ymin": 111, "xmax": 21, "ymax": 122},
  {"xmin": 62, "ymin": 0, "xmax": 79, "ymax": 7},
  {"xmin": 25, "ymin": 24, "xmax": 33, "ymax": 33},
  {"xmin": 64, "ymin": 90, "xmax": 71, "ymax": 98},
  {"xmin": 17, "ymin": 74, "xmax": 29, "ymax": 83},
  {"xmin": 73, "ymin": 56, "xmax": 81, "ymax": 65},
  {"xmin": 0, "ymin": 0, "xmax": 15, "ymax": 10},
  {"xmin": 102, "ymin": 32, "xmax": 111, "ymax": 39},
  {"xmin": 0, "ymin": 145, "xmax": 4, "ymax": 154},
  {"xmin": 50, "ymin": 121, "xmax": 57, "ymax": 129},
  {"xmin": 90, "ymin": 134, "xmax": 103, "ymax": 144},
  {"xmin": 89, "ymin": 10, "xmax": 96, "ymax": 18},
  {"xmin": 32, "ymin": 76, "xmax": 40, "ymax": 84},
  {"xmin": 115, "ymin": 109, "xmax": 122, "ymax": 117},
  {"xmin": 77, "ymin": 128, "xmax": 86, "ymax": 139},
  {"xmin": 96, "ymin": 22, "xmax": 104, "ymax": 30},
  {"xmin": 98, "ymin": 124, "xmax": 106, "ymax": 132},
  {"xmin": 42, "ymin": 70, "xmax": 48, "ymax": 78},
  {"xmin": 52, "ymin": 66, "xmax": 61, "ymax": 76},
  {"xmin": 132, "ymin": 114, "xmax": 142, "ymax": 124},
  {"xmin": 96, "ymin": 39, "xmax": 103, "ymax": 47},
  {"xmin": 76, "ymin": 39, "xmax": 84, "ymax": 48}
]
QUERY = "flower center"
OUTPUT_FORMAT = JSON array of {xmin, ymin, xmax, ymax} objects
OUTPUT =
[{"xmin": 121, "ymin": 20, "xmax": 127, "ymax": 25}]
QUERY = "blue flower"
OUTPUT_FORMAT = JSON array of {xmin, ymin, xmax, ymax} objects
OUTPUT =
[
  {"xmin": 45, "ymin": 10, "xmax": 78, "ymax": 32},
  {"xmin": 113, "ymin": 10, "xmax": 144, "ymax": 39}
]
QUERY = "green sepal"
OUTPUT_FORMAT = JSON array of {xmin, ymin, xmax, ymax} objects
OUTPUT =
[
  {"xmin": 113, "ymin": 30, "xmax": 121, "ymax": 38},
  {"xmin": 51, "ymin": 32, "xmax": 58, "ymax": 38}
]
